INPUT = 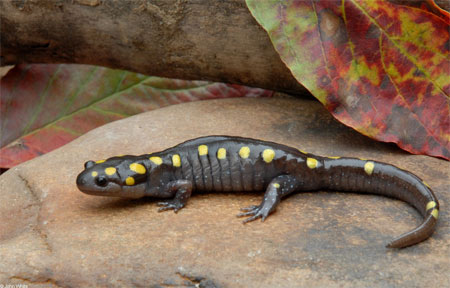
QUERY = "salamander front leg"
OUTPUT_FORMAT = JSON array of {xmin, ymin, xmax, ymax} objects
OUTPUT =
[
  {"xmin": 237, "ymin": 175, "xmax": 300, "ymax": 223},
  {"xmin": 157, "ymin": 180, "xmax": 193, "ymax": 213}
]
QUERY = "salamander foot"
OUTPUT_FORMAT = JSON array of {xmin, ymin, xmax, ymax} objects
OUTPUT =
[
  {"xmin": 157, "ymin": 200, "xmax": 185, "ymax": 213},
  {"xmin": 237, "ymin": 205, "xmax": 271, "ymax": 223}
]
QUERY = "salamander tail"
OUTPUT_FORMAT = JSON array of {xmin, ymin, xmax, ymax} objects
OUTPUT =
[{"xmin": 386, "ymin": 210, "xmax": 438, "ymax": 248}]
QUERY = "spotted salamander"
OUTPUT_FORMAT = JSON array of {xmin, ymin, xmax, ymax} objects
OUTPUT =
[{"xmin": 76, "ymin": 136, "xmax": 439, "ymax": 248}]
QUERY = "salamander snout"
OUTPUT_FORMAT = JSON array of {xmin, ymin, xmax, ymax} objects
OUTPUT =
[
  {"xmin": 76, "ymin": 170, "xmax": 105, "ymax": 194},
  {"xmin": 76, "ymin": 173, "xmax": 87, "ymax": 187},
  {"xmin": 76, "ymin": 163, "xmax": 123, "ymax": 197},
  {"xmin": 76, "ymin": 172, "xmax": 104, "ymax": 190}
]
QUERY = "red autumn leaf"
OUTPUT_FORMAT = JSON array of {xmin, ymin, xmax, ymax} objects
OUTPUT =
[
  {"xmin": 0, "ymin": 64, "xmax": 273, "ymax": 168},
  {"xmin": 246, "ymin": 0, "xmax": 450, "ymax": 159}
]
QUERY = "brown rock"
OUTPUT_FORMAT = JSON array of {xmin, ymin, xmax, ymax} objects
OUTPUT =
[{"xmin": 0, "ymin": 97, "xmax": 448, "ymax": 287}]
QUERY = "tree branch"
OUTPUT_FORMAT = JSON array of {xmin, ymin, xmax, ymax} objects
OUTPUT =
[{"xmin": 0, "ymin": 0, "xmax": 307, "ymax": 94}]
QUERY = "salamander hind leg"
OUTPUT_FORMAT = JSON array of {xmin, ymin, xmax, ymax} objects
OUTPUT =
[
  {"xmin": 237, "ymin": 175, "xmax": 300, "ymax": 223},
  {"xmin": 157, "ymin": 180, "xmax": 193, "ymax": 213}
]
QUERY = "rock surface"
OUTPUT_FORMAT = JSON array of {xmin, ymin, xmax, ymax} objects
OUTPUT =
[{"xmin": 0, "ymin": 97, "xmax": 448, "ymax": 287}]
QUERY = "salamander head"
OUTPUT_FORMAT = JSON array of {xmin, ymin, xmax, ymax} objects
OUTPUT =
[{"xmin": 76, "ymin": 157, "xmax": 148, "ymax": 198}]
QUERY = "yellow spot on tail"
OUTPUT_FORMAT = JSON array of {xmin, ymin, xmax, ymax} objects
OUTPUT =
[
  {"xmin": 125, "ymin": 177, "xmax": 135, "ymax": 186},
  {"xmin": 431, "ymin": 209, "xmax": 439, "ymax": 219},
  {"xmin": 239, "ymin": 146, "xmax": 250, "ymax": 158},
  {"xmin": 172, "ymin": 154, "xmax": 181, "ymax": 167},
  {"xmin": 423, "ymin": 181, "xmax": 431, "ymax": 188},
  {"xmin": 217, "ymin": 148, "xmax": 227, "ymax": 159},
  {"xmin": 150, "ymin": 156, "xmax": 163, "ymax": 165},
  {"xmin": 298, "ymin": 149, "xmax": 307, "ymax": 154},
  {"xmin": 306, "ymin": 158, "xmax": 318, "ymax": 169},
  {"xmin": 91, "ymin": 171, "xmax": 98, "ymax": 177},
  {"xmin": 328, "ymin": 156, "xmax": 341, "ymax": 159},
  {"xmin": 198, "ymin": 145, "xmax": 208, "ymax": 156},
  {"xmin": 96, "ymin": 159, "xmax": 105, "ymax": 164},
  {"xmin": 105, "ymin": 167, "xmax": 116, "ymax": 176},
  {"xmin": 426, "ymin": 201, "xmax": 436, "ymax": 211},
  {"xmin": 130, "ymin": 163, "xmax": 146, "ymax": 174},
  {"xmin": 364, "ymin": 161, "xmax": 375, "ymax": 175},
  {"xmin": 273, "ymin": 183, "xmax": 280, "ymax": 188},
  {"xmin": 262, "ymin": 149, "xmax": 275, "ymax": 163}
]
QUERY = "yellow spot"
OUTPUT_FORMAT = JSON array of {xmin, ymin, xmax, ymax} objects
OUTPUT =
[
  {"xmin": 172, "ymin": 154, "xmax": 181, "ymax": 167},
  {"xmin": 262, "ymin": 149, "xmax": 275, "ymax": 163},
  {"xmin": 359, "ymin": 158, "xmax": 368, "ymax": 161},
  {"xmin": 125, "ymin": 177, "xmax": 135, "ymax": 186},
  {"xmin": 306, "ymin": 158, "xmax": 318, "ymax": 169},
  {"xmin": 273, "ymin": 183, "xmax": 280, "ymax": 188},
  {"xmin": 426, "ymin": 201, "xmax": 436, "ymax": 211},
  {"xmin": 328, "ymin": 156, "xmax": 341, "ymax": 159},
  {"xmin": 91, "ymin": 171, "xmax": 98, "ymax": 177},
  {"xmin": 239, "ymin": 146, "xmax": 250, "ymax": 158},
  {"xmin": 298, "ymin": 149, "xmax": 307, "ymax": 154},
  {"xmin": 348, "ymin": 56, "xmax": 380, "ymax": 86},
  {"xmin": 198, "ymin": 145, "xmax": 208, "ymax": 156},
  {"xmin": 217, "ymin": 148, "xmax": 227, "ymax": 159},
  {"xmin": 150, "ymin": 156, "xmax": 163, "ymax": 165},
  {"xmin": 431, "ymin": 209, "xmax": 439, "ymax": 219},
  {"xmin": 423, "ymin": 181, "xmax": 431, "ymax": 188},
  {"xmin": 96, "ymin": 159, "xmax": 105, "ymax": 164},
  {"xmin": 364, "ymin": 161, "xmax": 375, "ymax": 175},
  {"xmin": 130, "ymin": 163, "xmax": 146, "ymax": 174},
  {"xmin": 105, "ymin": 167, "xmax": 116, "ymax": 176}
]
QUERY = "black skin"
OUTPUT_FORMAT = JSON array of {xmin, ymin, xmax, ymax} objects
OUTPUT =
[{"xmin": 76, "ymin": 136, "xmax": 439, "ymax": 248}]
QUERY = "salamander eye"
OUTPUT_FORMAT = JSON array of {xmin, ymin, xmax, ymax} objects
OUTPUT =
[
  {"xmin": 84, "ymin": 160, "xmax": 95, "ymax": 169},
  {"xmin": 95, "ymin": 176, "xmax": 108, "ymax": 187}
]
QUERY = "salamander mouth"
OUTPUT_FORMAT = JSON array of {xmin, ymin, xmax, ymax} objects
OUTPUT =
[{"xmin": 77, "ymin": 185, "xmax": 122, "ymax": 197}]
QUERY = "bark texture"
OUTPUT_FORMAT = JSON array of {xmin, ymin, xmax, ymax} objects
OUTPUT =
[{"xmin": 0, "ymin": 0, "xmax": 306, "ymax": 94}]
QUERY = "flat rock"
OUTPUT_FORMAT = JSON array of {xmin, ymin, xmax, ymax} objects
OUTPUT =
[{"xmin": 0, "ymin": 97, "xmax": 448, "ymax": 287}]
